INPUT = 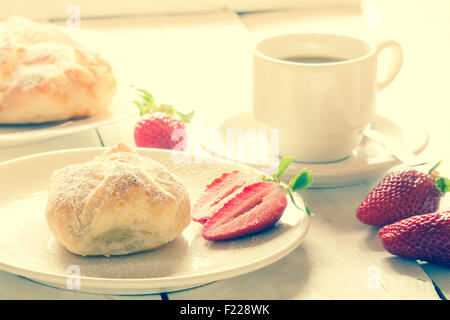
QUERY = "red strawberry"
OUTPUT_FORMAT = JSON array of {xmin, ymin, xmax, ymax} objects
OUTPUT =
[
  {"xmin": 134, "ymin": 111, "xmax": 187, "ymax": 150},
  {"xmin": 191, "ymin": 170, "xmax": 260, "ymax": 224},
  {"xmin": 202, "ymin": 182, "xmax": 287, "ymax": 241},
  {"xmin": 132, "ymin": 88, "xmax": 194, "ymax": 150},
  {"xmin": 378, "ymin": 211, "xmax": 450, "ymax": 267},
  {"xmin": 356, "ymin": 162, "xmax": 450, "ymax": 226},
  {"xmin": 193, "ymin": 157, "xmax": 313, "ymax": 241}
]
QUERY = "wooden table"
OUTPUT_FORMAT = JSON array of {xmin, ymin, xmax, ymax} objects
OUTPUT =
[{"xmin": 1, "ymin": 1, "xmax": 449, "ymax": 300}]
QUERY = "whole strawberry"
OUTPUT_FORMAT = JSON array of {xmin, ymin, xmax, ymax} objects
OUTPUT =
[
  {"xmin": 356, "ymin": 162, "xmax": 450, "ymax": 226},
  {"xmin": 378, "ymin": 211, "xmax": 450, "ymax": 267},
  {"xmin": 132, "ymin": 88, "xmax": 194, "ymax": 150},
  {"xmin": 134, "ymin": 111, "xmax": 187, "ymax": 150}
]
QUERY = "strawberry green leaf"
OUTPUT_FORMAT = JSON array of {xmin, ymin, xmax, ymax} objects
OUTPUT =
[
  {"xmin": 304, "ymin": 200, "xmax": 311, "ymax": 216},
  {"xmin": 133, "ymin": 87, "xmax": 195, "ymax": 122},
  {"xmin": 288, "ymin": 168, "xmax": 313, "ymax": 191},
  {"xmin": 435, "ymin": 176, "xmax": 450, "ymax": 193},
  {"xmin": 175, "ymin": 110, "xmax": 195, "ymax": 123},
  {"xmin": 136, "ymin": 89, "xmax": 157, "ymax": 108},
  {"xmin": 287, "ymin": 189, "xmax": 311, "ymax": 215},
  {"xmin": 133, "ymin": 101, "xmax": 150, "ymax": 116},
  {"xmin": 135, "ymin": 88, "xmax": 155, "ymax": 103},
  {"xmin": 273, "ymin": 157, "xmax": 292, "ymax": 182},
  {"xmin": 132, "ymin": 88, "xmax": 158, "ymax": 116},
  {"xmin": 288, "ymin": 189, "xmax": 303, "ymax": 210},
  {"xmin": 158, "ymin": 104, "xmax": 175, "ymax": 117}
]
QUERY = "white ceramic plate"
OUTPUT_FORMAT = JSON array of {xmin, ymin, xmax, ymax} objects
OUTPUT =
[
  {"xmin": 0, "ymin": 96, "xmax": 138, "ymax": 148},
  {"xmin": 198, "ymin": 112, "xmax": 429, "ymax": 188},
  {"xmin": 0, "ymin": 147, "xmax": 310, "ymax": 295}
]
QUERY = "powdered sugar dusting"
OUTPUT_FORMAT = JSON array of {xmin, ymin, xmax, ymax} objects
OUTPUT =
[
  {"xmin": 0, "ymin": 16, "xmax": 111, "ymax": 108},
  {"xmin": 48, "ymin": 146, "xmax": 183, "ymax": 231},
  {"xmin": 48, "ymin": 161, "xmax": 103, "ymax": 219},
  {"xmin": 0, "ymin": 42, "xmax": 81, "ymax": 94}
]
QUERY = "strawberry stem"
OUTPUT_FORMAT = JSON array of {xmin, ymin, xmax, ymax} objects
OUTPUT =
[{"xmin": 428, "ymin": 160, "xmax": 442, "ymax": 175}]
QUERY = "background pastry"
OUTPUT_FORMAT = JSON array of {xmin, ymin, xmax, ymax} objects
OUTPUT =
[
  {"xmin": 45, "ymin": 143, "xmax": 191, "ymax": 256},
  {"xmin": 0, "ymin": 16, "xmax": 117, "ymax": 124}
]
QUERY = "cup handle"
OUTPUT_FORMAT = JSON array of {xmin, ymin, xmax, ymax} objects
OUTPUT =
[{"xmin": 376, "ymin": 40, "xmax": 403, "ymax": 92}]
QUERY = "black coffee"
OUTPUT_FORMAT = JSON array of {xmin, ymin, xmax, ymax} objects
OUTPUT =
[{"xmin": 282, "ymin": 56, "xmax": 344, "ymax": 64}]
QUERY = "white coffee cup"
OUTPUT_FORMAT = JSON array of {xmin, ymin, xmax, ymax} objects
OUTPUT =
[{"xmin": 252, "ymin": 33, "xmax": 403, "ymax": 163}]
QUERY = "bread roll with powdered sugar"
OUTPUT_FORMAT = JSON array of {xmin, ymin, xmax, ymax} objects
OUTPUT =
[
  {"xmin": 0, "ymin": 16, "xmax": 116, "ymax": 124},
  {"xmin": 45, "ymin": 143, "xmax": 191, "ymax": 256}
]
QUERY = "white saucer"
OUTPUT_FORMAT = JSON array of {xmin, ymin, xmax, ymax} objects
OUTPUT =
[{"xmin": 198, "ymin": 112, "xmax": 429, "ymax": 188}]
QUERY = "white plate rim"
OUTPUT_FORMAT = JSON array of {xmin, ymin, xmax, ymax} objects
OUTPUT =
[
  {"xmin": 0, "ymin": 108, "xmax": 138, "ymax": 148},
  {"xmin": 0, "ymin": 147, "xmax": 310, "ymax": 293}
]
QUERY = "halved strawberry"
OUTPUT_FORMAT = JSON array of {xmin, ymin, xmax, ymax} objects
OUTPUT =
[
  {"xmin": 191, "ymin": 170, "xmax": 259, "ymax": 224},
  {"xmin": 202, "ymin": 181, "xmax": 287, "ymax": 241},
  {"xmin": 194, "ymin": 157, "xmax": 313, "ymax": 241}
]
